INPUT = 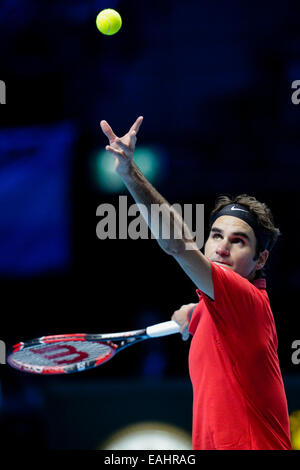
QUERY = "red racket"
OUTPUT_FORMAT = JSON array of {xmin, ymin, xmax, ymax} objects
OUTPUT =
[{"xmin": 7, "ymin": 320, "xmax": 180, "ymax": 375}]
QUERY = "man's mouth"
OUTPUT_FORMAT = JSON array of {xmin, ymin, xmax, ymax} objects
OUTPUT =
[{"xmin": 211, "ymin": 259, "xmax": 233, "ymax": 266}]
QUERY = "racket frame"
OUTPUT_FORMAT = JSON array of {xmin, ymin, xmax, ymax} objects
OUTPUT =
[
  {"xmin": 7, "ymin": 329, "xmax": 149, "ymax": 375},
  {"xmin": 7, "ymin": 321, "xmax": 180, "ymax": 375}
]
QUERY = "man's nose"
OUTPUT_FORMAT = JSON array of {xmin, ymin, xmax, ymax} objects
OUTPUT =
[{"xmin": 216, "ymin": 240, "xmax": 230, "ymax": 257}]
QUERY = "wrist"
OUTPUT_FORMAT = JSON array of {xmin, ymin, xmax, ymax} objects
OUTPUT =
[{"xmin": 116, "ymin": 159, "xmax": 136, "ymax": 179}]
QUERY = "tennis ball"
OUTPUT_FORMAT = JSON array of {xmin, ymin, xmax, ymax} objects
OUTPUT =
[{"xmin": 96, "ymin": 9, "xmax": 122, "ymax": 36}]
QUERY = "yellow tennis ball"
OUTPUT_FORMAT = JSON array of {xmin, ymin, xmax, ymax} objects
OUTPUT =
[{"xmin": 96, "ymin": 9, "xmax": 122, "ymax": 36}]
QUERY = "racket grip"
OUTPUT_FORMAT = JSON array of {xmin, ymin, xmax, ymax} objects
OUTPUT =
[{"xmin": 146, "ymin": 321, "xmax": 180, "ymax": 338}]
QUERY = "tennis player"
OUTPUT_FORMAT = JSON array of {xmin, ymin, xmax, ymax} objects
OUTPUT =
[{"xmin": 100, "ymin": 116, "xmax": 292, "ymax": 450}]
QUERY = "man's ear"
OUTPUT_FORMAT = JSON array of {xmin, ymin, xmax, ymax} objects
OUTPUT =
[{"xmin": 256, "ymin": 249, "xmax": 269, "ymax": 271}]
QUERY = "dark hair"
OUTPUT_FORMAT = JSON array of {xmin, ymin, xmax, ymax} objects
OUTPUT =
[{"xmin": 209, "ymin": 194, "xmax": 281, "ymax": 279}]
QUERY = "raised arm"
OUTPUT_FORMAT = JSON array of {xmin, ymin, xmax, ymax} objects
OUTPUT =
[{"xmin": 100, "ymin": 117, "xmax": 214, "ymax": 299}]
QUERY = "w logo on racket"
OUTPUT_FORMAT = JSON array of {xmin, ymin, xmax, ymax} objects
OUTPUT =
[{"xmin": 31, "ymin": 344, "xmax": 89, "ymax": 365}]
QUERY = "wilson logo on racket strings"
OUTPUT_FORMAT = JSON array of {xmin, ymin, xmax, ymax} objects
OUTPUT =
[
  {"xmin": 96, "ymin": 196, "xmax": 204, "ymax": 250},
  {"xmin": 31, "ymin": 344, "xmax": 89, "ymax": 365},
  {"xmin": 0, "ymin": 81, "xmax": 6, "ymax": 104}
]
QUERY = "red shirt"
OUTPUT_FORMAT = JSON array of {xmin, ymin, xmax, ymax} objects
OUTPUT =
[{"xmin": 188, "ymin": 262, "xmax": 292, "ymax": 450}]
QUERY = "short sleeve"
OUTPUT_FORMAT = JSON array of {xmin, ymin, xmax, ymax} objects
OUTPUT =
[{"xmin": 197, "ymin": 262, "xmax": 270, "ymax": 346}]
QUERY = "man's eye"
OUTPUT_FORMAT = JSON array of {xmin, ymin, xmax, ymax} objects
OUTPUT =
[{"xmin": 232, "ymin": 238, "xmax": 244, "ymax": 245}]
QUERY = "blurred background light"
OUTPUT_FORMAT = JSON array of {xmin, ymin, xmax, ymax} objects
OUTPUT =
[
  {"xmin": 289, "ymin": 410, "xmax": 300, "ymax": 450},
  {"xmin": 91, "ymin": 145, "xmax": 168, "ymax": 193},
  {"xmin": 93, "ymin": 149, "xmax": 126, "ymax": 193},
  {"xmin": 99, "ymin": 421, "xmax": 192, "ymax": 450},
  {"xmin": 0, "ymin": 122, "xmax": 75, "ymax": 276}
]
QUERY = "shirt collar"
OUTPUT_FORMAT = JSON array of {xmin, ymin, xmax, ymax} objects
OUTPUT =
[
  {"xmin": 196, "ymin": 276, "xmax": 266, "ymax": 301},
  {"xmin": 212, "ymin": 262, "xmax": 267, "ymax": 290},
  {"xmin": 252, "ymin": 278, "xmax": 266, "ymax": 289}
]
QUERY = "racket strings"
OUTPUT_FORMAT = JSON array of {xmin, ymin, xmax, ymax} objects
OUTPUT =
[{"xmin": 9, "ymin": 341, "xmax": 114, "ymax": 368}]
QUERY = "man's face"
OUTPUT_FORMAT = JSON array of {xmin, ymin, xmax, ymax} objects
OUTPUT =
[{"xmin": 204, "ymin": 215, "xmax": 260, "ymax": 280}]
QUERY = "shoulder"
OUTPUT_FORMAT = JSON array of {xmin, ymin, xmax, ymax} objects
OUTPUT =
[
  {"xmin": 211, "ymin": 262, "xmax": 264, "ymax": 292},
  {"xmin": 196, "ymin": 263, "xmax": 272, "ymax": 335},
  {"xmin": 205, "ymin": 262, "xmax": 269, "ymax": 309}
]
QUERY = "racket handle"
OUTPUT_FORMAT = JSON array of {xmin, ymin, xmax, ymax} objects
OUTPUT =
[{"xmin": 146, "ymin": 320, "xmax": 180, "ymax": 338}]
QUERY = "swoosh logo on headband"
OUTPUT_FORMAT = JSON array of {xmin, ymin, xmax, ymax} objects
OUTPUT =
[{"xmin": 231, "ymin": 205, "xmax": 248, "ymax": 212}]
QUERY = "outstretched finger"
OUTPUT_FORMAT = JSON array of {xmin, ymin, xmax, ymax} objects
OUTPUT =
[
  {"xmin": 129, "ymin": 116, "xmax": 143, "ymax": 135},
  {"xmin": 100, "ymin": 120, "xmax": 117, "ymax": 142}
]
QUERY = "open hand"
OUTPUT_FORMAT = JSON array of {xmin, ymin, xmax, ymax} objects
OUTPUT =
[{"xmin": 100, "ymin": 116, "xmax": 143, "ymax": 175}]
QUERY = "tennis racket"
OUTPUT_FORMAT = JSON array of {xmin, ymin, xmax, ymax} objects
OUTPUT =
[{"xmin": 7, "ymin": 320, "xmax": 180, "ymax": 375}]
